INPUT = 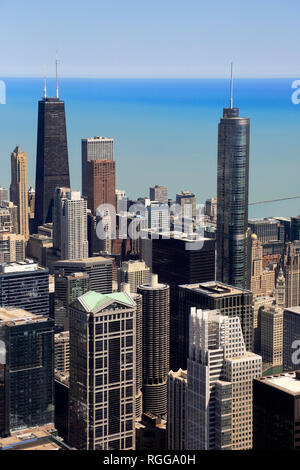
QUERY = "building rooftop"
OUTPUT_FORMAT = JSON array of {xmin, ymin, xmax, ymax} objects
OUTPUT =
[
  {"xmin": 0, "ymin": 259, "xmax": 46, "ymax": 274},
  {"xmin": 284, "ymin": 306, "xmax": 300, "ymax": 315},
  {"xmin": 0, "ymin": 425, "xmax": 70, "ymax": 450},
  {"xmin": 55, "ymin": 256, "xmax": 112, "ymax": 265},
  {"xmin": 256, "ymin": 371, "xmax": 300, "ymax": 395},
  {"xmin": 0, "ymin": 307, "xmax": 48, "ymax": 326},
  {"xmin": 179, "ymin": 280, "xmax": 251, "ymax": 296},
  {"xmin": 77, "ymin": 290, "xmax": 136, "ymax": 313}
]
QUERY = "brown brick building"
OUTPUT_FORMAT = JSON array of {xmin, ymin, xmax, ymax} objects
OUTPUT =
[{"xmin": 87, "ymin": 159, "xmax": 116, "ymax": 214}]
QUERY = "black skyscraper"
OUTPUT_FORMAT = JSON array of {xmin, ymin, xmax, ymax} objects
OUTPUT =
[
  {"xmin": 34, "ymin": 93, "xmax": 70, "ymax": 230},
  {"xmin": 216, "ymin": 66, "xmax": 251, "ymax": 290}
]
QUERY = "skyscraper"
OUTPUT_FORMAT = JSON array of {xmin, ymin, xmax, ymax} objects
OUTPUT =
[
  {"xmin": 0, "ymin": 259, "xmax": 49, "ymax": 316},
  {"xmin": 216, "ymin": 66, "xmax": 251, "ymax": 290},
  {"xmin": 137, "ymin": 275, "xmax": 169, "ymax": 417},
  {"xmin": 283, "ymin": 306, "xmax": 300, "ymax": 371},
  {"xmin": 10, "ymin": 146, "xmax": 29, "ymax": 241},
  {"xmin": 68, "ymin": 291, "xmax": 136, "ymax": 450},
  {"xmin": 186, "ymin": 308, "xmax": 261, "ymax": 450},
  {"xmin": 0, "ymin": 307, "xmax": 54, "ymax": 435},
  {"xmin": 167, "ymin": 369, "xmax": 187, "ymax": 450},
  {"xmin": 283, "ymin": 241, "xmax": 300, "ymax": 307},
  {"xmin": 60, "ymin": 191, "xmax": 89, "ymax": 260},
  {"xmin": 81, "ymin": 136, "xmax": 114, "ymax": 199},
  {"xmin": 87, "ymin": 159, "xmax": 116, "ymax": 213},
  {"xmin": 0, "ymin": 233, "xmax": 25, "ymax": 263},
  {"xmin": 34, "ymin": 79, "xmax": 70, "ymax": 230},
  {"xmin": 149, "ymin": 185, "xmax": 168, "ymax": 204},
  {"xmin": 52, "ymin": 187, "xmax": 70, "ymax": 254},
  {"xmin": 118, "ymin": 260, "xmax": 150, "ymax": 293}
]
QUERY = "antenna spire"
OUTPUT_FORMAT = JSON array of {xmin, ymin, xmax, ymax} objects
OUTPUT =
[
  {"xmin": 43, "ymin": 67, "xmax": 47, "ymax": 99},
  {"xmin": 230, "ymin": 62, "xmax": 233, "ymax": 109},
  {"xmin": 56, "ymin": 53, "xmax": 59, "ymax": 99}
]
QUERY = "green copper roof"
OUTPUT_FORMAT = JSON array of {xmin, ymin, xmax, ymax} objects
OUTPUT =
[{"xmin": 78, "ymin": 291, "xmax": 135, "ymax": 312}]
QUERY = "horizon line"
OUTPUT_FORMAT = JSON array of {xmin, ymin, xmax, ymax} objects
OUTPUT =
[{"xmin": 0, "ymin": 75, "xmax": 299, "ymax": 80}]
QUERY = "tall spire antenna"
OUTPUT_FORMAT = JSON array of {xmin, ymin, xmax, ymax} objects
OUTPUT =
[
  {"xmin": 230, "ymin": 62, "xmax": 233, "ymax": 109},
  {"xmin": 43, "ymin": 66, "xmax": 47, "ymax": 99},
  {"xmin": 56, "ymin": 53, "xmax": 59, "ymax": 99}
]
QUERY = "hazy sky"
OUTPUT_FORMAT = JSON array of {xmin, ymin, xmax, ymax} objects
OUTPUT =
[{"xmin": 1, "ymin": 0, "xmax": 299, "ymax": 78}]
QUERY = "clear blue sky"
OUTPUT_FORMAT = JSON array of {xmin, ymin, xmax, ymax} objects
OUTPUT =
[{"xmin": 1, "ymin": 0, "xmax": 299, "ymax": 77}]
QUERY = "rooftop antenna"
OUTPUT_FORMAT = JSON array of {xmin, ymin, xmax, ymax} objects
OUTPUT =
[
  {"xmin": 56, "ymin": 52, "xmax": 59, "ymax": 99},
  {"xmin": 43, "ymin": 66, "xmax": 47, "ymax": 99},
  {"xmin": 230, "ymin": 62, "xmax": 233, "ymax": 109}
]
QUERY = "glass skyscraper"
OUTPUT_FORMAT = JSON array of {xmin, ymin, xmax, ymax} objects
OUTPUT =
[{"xmin": 216, "ymin": 86, "xmax": 251, "ymax": 290}]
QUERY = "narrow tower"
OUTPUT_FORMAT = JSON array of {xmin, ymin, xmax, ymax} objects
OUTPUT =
[{"xmin": 216, "ymin": 65, "xmax": 251, "ymax": 289}]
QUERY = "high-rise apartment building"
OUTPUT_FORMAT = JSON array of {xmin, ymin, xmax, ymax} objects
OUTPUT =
[
  {"xmin": 10, "ymin": 146, "xmax": 29, "ymax": 241},
  {"xmin": 54, "ymin": 256, "xmax": 113, "ymax": 294},
  {"xmin": 216, "ymin": 76, "xmax": 251, "ymax": 290},
  {"xmin": 254, "ymin": 371, "xmax": 300, "ymax": 449},
  {"xmin": 283, "ymin": 306, "xmax": 300, "ymax": 371},
  {"xmin": 204, "ymin": 197, "xmax": 217, "ymax": 223},
  {"xmin": 68, "ymin": 291, "xmax": 136, "ymax": 450},
  {"xmin": 149, "ymin": 185, "xmax": 168, "ymax": 205},
  {"xmin": 118, "ymin": 260, "xmax": 150, "ymax": 293},
  {"xmin": 60, "ymin": 191, "xmax": 89, "ymax": 260},
  {"xmin": 185, "ymin": 308, "xmax": 262, "ymax": 450},
  {"xmin": 55, "ymin": 331, "xmax": 70, "ymax": 372},
  {"xmin": 260, "ymin": 305, "xmax": 283, "ymax": 368},
  {"xmin": 81, "ymin": 136, "xmax": 114, "ymax": 199},
  {"xmin": 0, "ymin": 201, "xmax": 18, "ymax": 234},
  {"xmin": 0, "ymin": 307, "xmax": 54, "ymax": 435},
  {"xmin": 167, "ymin": 369, "xmax": 187, "ymax": 450},
  {"xmin": 0, "ymin": 233, "xmax": 25, "ymax": 263},
  {"xmin": 137, "ymin": 275, "xmax": 169, "ymax": 417},
  {"xmin": 87, "ymin": 159, "xmax": 116, "ymax": 213},
  {"xmin": 177, "ymin": 281, "xmax": 254, "ymax": 369},
  {"xmin": 34, "ymin": 94, "xmax": 70, "ymax": 230},
  {"xmin": 0, "ymin": 259, "xmax": 49, "ymax": 316}
]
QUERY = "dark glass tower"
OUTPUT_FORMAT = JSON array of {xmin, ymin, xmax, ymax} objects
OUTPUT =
[
  {"xmin": 34, "ymin": 93, "xmax": 70, "ymax": 230},
  {"xmin": 216, "ymin": 69, "xmax": 251, "ymax": 290}
]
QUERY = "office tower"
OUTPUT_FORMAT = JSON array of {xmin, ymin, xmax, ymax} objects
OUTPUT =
[
  {"xmin": 253, "ymin": 295, "xmax": 274, "ymax": 354},
  {"xmin": 118, "ymin": 260, "xmax": 150, "ymax": 293},
  {"xmin": 177, "ymin": 281, "xmax": 253, "ymax": 369},
  {"xmin": 54, "ymin": 370, "xmax": 69, "ymax": 442},
  {"xmin": 149, "ymin": 185, "xmax": 168, "ymax": 204},
  {"xmin": 60, "ymin": 191, "xmax": 88, "ymax": 260},
  {"xmin": 186, "ymin": 308, "xmax": 262, "ymax": 450},
  {"xmin": 137, "ymin": 275, "xmax": 169, "ymax": 417},
  {"xmin": 0, "ymin": 233, "xmax": 25, "ymax": 263},
  {"xmin": 283, "ymin": 307, "xmax": 300, "ymax": 371},
  {"xmin": 175, "ymin": 191, "xmax": 196, "ymax": 219},
  {"xmin": 54, "ymin": 256, "xmax": 113, "ymax": 294},
  {"xmin": 216, "ymin": 70, "xmax": 251, "ymax": 290},
  {"xmin": 0, "ymin": 259, "xmax": 49, "ymax": 315},
  {"xmin": 68, "ymin": 291, "xmax": 136, "ymax": 450},
  {"xmin": 167, "ymin": 369, "xmax": 187, "ymax": 450},
  {"xmin": 87, "ymin": 159, "xmax": 116, "ymax": 213},
  {"xmin": 10, "ymin": 146, "xmax": 29, "ymax": 241},
  {"xmin": 34, "ymin": 88, "xmax": 70, "ymax": 230},
  {"xmin": 54, "ymin": 272, "xmax": 89, "ymax": 330},
  {"xmin": 81, "ymin": 136, "xmax": 114, "ymax": 199},
  {"xmin": 283, "ymin": 241, "xmax": 300, "ymax": 307},
  {"xmin": 0, "ymin": 188, "xmax": 8, "ymax": 205},
  {"xmin": 0, "ymin": 201, "xmax": 18, "ymax": 234},
  {"xmin": 55, "ymin": 331, "xmax": 70, "ymax": 372},
  {"xmin": 204, "ymin": 197, "xmax": 217, "ymax": 223},
  {"xmin": 142, "ymin": 232, "xmax": 215, "ymax": 370},
  {"xmin": 290, "ymin": 216, "xmax": 300, "ymax": 241},
  {"xmin": 260, "ymin": 305, "xmax": 283, "ymax": 368},
  {"xmin": 253, "ymin": 371, "xmax": 300, "ymax": 449},
  {"xmin": 53, "ymin": 187, "xmax": 70, "ymax": 254},
  {"xmin": 275, "ymin": 266, "xmax": 286, "ymax": 308},
  {"xmin": 147, "ymin": 201, "xmax": 169, "ymax": 231},
  {"xmin": 0, "ymin": 307, "xmax": 54, "ymax": 435},
  {"xmin": 248, "ymin": 217, "xmax": 284, "ymax": 243},
  {"xmin": 250, "ymin": 233, "xmax": 275, "ymax": 298}
]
